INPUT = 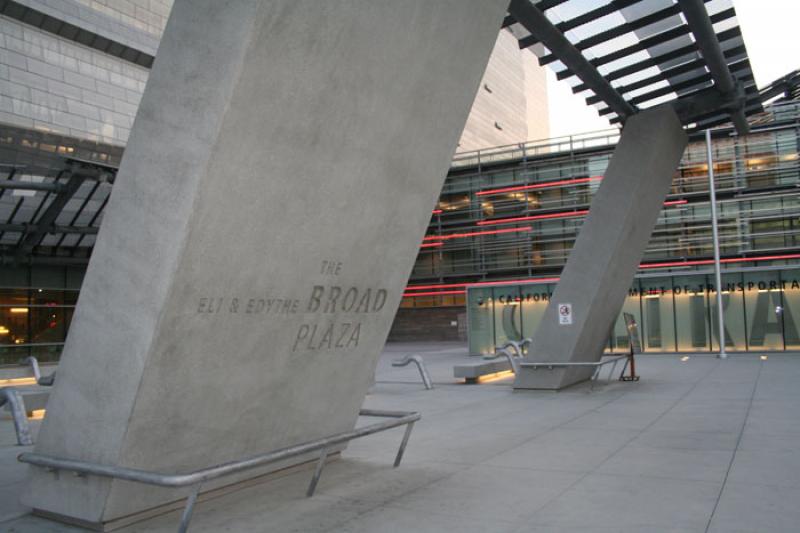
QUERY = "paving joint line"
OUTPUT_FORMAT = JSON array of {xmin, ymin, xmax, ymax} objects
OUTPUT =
[
  {"xmin": 514, "ymin": 357, "xmax": 722, "ymax": 528},
  {"xmin": 703, "ymin": 359, "xmax": 764, "ymax": 533}
]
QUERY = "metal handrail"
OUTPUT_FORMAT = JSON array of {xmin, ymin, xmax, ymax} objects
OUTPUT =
[
  {"xmin": 503, "ymin": 340, "xmax": 523, "ymax": 358},
  {"xmin": 24, "ymin": 356, "xmax": 55, "ymax": 386},
  {"xmin": 19, "ymin": 408, "xmax": 420, "ymax": 533},
  {"xmin": 25, "ymin": 356, "xmax": 41, "ymax": 382},
  {"xmin": 520, "ymin": 355, "xmax": 629, "ymax": 390},
  {"xmin": 0, "ymin": 387, "xmax": 33, "ymax": 445},
  {"xmin": 497, "ymin": 347, "xmax": 521, "ymax": 374},
  {"xmin": 519, "ymin": 338, "xmax": 533, "ymax": 354},
  {"xmin": 391, "ymin": 354, "xmax": 433, "ymax": 390},
  {"xmin": 482, "ymin": 338, "xmax": 532, "ymax": 374}
]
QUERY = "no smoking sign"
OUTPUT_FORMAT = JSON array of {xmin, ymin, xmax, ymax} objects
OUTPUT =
[{"xmin": 558, "ymin": 303, "xmax": 573, "ymax": 325}]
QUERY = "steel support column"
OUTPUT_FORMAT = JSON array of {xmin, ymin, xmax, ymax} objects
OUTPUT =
[{"xmin": 706, "ymin": 129, "xmax": 727, "ymax": 358}]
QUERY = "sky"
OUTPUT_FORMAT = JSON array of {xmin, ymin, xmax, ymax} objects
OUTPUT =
[{"xmin": 547, "ymin": 0, "xmax": 800, "ymax": 138}]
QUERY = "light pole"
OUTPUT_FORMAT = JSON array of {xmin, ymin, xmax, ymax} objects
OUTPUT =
[{"xmin": 706, "ymin": 129, "xmax": 727, "ymax": 359}]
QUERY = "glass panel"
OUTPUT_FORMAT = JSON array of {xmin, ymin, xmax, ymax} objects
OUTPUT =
[
  {"xmin": 640, "ymin": 277, "xmax": 676, "ymax": 352},
  {"xmin": 493, "ymin": 286, "xmax": 523, "ymax": 347},
  {"xmin": 673, "ymin": 275, "xmax": 711, "ymax": 352},
  {"xmin": 467, "ymin": 287, "xmax": 494, "ymax": 355},
  {"xmin": 519, "ymin": 283, "xmax": 553, "ymax": 339},
  {"xmin": 710, "ymin": 272, "xmax": 747, "ymax": 352},
  {"xmin": 780, "ymin": 270, "xmax": 800, "ymax": 350},
  {"xmin": 0, "ymin": 305, "xmax": 29, "ymax": 348},
  {"xmin": 743, "ymin": 271, "xmax": 784, "ymax": 350}
]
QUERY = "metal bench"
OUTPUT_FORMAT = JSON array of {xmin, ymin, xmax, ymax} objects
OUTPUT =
[
  {"xmin": 391, "ymin": 354, "xmax": 433, "ymax": 390},
  {"xmin": 453, "ymin": 359, "xmax": 513, "ymax": 383},
  {"xmin": 0, "ymin": 387, "xmax": 33, "ymax": 445}
]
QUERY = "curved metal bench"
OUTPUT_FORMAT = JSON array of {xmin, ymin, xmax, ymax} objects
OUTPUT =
[
  {"xmin": 392, "ymin": 354, "xmax": 433, "ymax": 390},
  {"xmin": 0, "ymin": 387, "xmax": 33, "ymax": 445},
  {"xmin": 25, "ymin": 356, "xmax": 56, "ymax": 386}
]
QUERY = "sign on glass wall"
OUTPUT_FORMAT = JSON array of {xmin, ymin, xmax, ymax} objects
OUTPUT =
[{"xmin": 467, "ymin": 268, "xmax": 800, "ymax": 355}]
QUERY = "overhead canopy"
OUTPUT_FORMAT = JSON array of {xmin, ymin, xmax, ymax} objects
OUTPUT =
[{"xmin": 505, "ymin": 0, "xmax": 762, "ymax": 134}]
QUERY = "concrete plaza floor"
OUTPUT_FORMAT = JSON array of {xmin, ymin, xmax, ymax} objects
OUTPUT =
[{"xmin": 2, "ymin": 342, "xmax": 799, "ymax": 532}]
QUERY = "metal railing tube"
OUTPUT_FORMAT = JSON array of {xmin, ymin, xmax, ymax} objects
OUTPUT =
[
  {"xmin": 0, "ymin": 387, "xmax": 33, "ymax": 445},
  {"xmin": 19, "ymin": 409, "xmax": 420, "ymax": 532},
  {"xmin": 20, "ymin": 409, "xmax": 420, "ymax": 488},
  {"xmin": 24, "ymin": 356, "xmax": 56, "ymax": 386},
  {"xmin": 391, "ymin": 355, "xmax": 433, "ymax": 390},
  {"xmin": 497, "ymin": 347, "xmax": 521, "ymax": 374},
  {"xmin": 25, "ymin": 356, "xmax": 41, "ymax": 382}
]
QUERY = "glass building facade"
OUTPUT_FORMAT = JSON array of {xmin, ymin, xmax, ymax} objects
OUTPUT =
[
  {"xmin": 403, "ymin": 102, "xmax": 800, "ymax": 353},
  {"xmin": 468, "ymin": 267, "xmax": 800, "ymax": 356},
  {"xmin": 2, "ymin": 104, "xmax": 800, "ymax": 362}
]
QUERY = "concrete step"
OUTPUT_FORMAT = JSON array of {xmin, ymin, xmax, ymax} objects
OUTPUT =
[
  {"xmin": 453, "ymin": 359, "xmax": 512, "ymax": 383},
  {"xmin": 1, "ymin": 387, "xmax": 50, "ymax": 418}
]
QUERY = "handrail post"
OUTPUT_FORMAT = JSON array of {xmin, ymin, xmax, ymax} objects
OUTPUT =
[
  {"xmin": 306, "ymin": 447, "xmax": 329, "ymax": 497},
  {"xmin": 25, "ymin": 356, "xmax": 41, "ymax": 382},
  {"xmin": 391, "ymin": 355, "xmax": 433, "ymax": 390},
  {"xmin": 177, "ymin": 483, "xmax": 201, "ymax": 533},
  {"xmin": 393, "ymin": 421, "xmax": 415, "ymax": 467}
]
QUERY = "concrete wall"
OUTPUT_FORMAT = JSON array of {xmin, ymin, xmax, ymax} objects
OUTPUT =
[
  {"xmin": 2, "ymin": 1, "xmax": 546, "ymax": 152},
  {"xmin": 515, "ymin": 108, "xmax": 688, "ymax": 390},
  {"xmin": 24, "ymin": 0, "xmax": 508, "ymax": 525},
  {"xmin": 388, "ymin": 307, "xmax": 467, "ymax": 342},
  {"xmin": 0, "ymin": 14, "xmax": 147, "ymax": 145}
]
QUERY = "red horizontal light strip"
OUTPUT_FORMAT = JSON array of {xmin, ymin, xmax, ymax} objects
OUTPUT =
[
  {"xmin": 422, "ymin": 226, "xmax": 532, "ymax": 241},
  {"xmin": 420, "ymin": 242, "xmax": 443, "ymax": 249},
  {"xmin": 477, "ymin": 210, "xmax": 589, "ymax": 226},
  {"xmin": 402, "ymin": 290, "xmax": 466, "ymax": 298},
  {"xmin": 639, "ymin": 253, "xmax": 800, "ymax": 269},
  {"xmin": 476, "ymin": 176, "xmax": 602, "ymax": 196},
  {"xmin": 403, "ymin": 254, "xmax": 800, "ymax": 296},
  {"xmin": 432, "ymin": 209, "xmax": 443, "ymax": 215},
  {"xmin": 663, "ymin": 199, "xmax": 688, "ymax": 206}
]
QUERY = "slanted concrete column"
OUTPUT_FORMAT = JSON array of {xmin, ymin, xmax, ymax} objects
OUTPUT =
[
  {"xmin": 514, "ymin": 107, "xmax": 688, "ymax": 390},
  {"xmin": 24, "ymin": 0, "xmax": 508, "ymax": 527}
]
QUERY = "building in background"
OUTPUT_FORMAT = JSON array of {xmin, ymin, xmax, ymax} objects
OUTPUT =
[
  {"xmin": 0, "ymin": 1, "xmax": 549, "ymax": 363},
  {"xmin": 458, "ymin": 28, "xmax": 548, "ymax": 152},
  {"xmin": 393, "ymin": 94, "xmax": 800, "ymax": 355}
]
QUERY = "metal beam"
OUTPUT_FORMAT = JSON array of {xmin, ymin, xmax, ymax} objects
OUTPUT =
[
  {"xmin": 573, "ymin": 27, "xmax": 742, "ymax": 92},
  {"xmin": 538, "ymin": 2, "xmax": 708, "ymax": 66},
  {"xmin": 518, "ymin": 0, "xmax": 643, "ymax": 49},
  {"xmin": 596, "ymin": 63, "xmax": 752, "ymax": 115},
  {"xmin": 677, "ymin": 0, "xmax": 750, "ymax": 134},
  {"xmin": 0, "ymin": 254, "xmax": 91, "ymax": 266},
  {"xmin": 0, "ymin": 223, "xmax": 98, "ymax": 235},
  {"xmin": 0, "ymin": 180, "xmax": 65, "ymax": 192},
  {"xmin": 14, "ymin": 172, "xmax": 83, "ymax": 261},
  {"xmin": 668, "ymin": 84, "xmax": 747, "ymax": 124},
  {"xmin": 508, "ymin": 0, "xmax": 635, "ymax": 121},
  {"xmin": 559, "ymin": 7, "xmax": 735, "ymax": 82},
  {"xmin": 534, "ymin": 0, "xmax": 570, "ymax": 11},
  {"xmin": 585, "ymin": 46, "xmax": 746, "ymax": 104}
]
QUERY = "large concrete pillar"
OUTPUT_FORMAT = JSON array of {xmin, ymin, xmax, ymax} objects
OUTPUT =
[
  {"xmin": 514, "ymin": 107, "xmax": 688, "ymax": 390},
  {"xmin": 24, "ymin": 0, "xmax": 508, "ymax": 527}
]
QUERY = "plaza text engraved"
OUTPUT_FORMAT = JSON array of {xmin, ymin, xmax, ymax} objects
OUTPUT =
[{"xmin": 194, "ymin": 260, "xmax": 390, "ymax": 354}]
